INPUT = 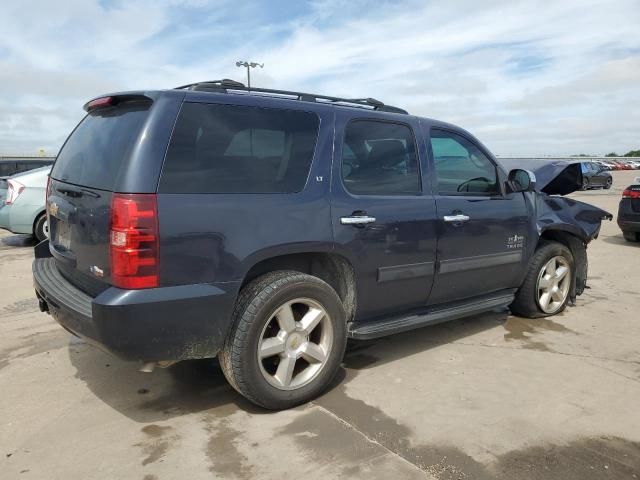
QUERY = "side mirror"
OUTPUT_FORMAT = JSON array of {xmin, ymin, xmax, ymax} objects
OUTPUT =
[{"xmin": 507, "ymin": 169, "xmax": 536, "ymax": 193}]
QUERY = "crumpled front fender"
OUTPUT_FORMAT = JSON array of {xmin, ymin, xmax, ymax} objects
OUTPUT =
[{"xmin": 534, "ymin": 194, "xmax": 613, "ymax": 243}]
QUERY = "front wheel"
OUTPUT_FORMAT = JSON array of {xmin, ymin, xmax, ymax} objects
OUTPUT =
[
  {"xmin": 510, "ymin": 241, "xmax": 575, "ymax": 318},
  {"xmin": 219, "ymin": 271, "xmax": 347, "ymax": 410}
]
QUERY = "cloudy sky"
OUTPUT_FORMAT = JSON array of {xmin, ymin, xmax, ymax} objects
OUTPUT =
[{"xmin": 1, "ymin": 0, "xmax": 639, "ymax": 156}]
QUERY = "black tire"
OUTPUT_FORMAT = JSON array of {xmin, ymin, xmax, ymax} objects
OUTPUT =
[
  {"xmin": 219, "ymin": 271, "xmax": 347, "ymax": 410},
  {"xmin": 581, "ymin": 179, "xmax": 589, "ymax": 190},
  {"xmin": 33, "ymin": 213, "xmax": 48, "ymax": 242},
  {"xmin": 605, "ymin": 177, "xmax": 612, "ymax": 189},
  {"xmin": 510, "ymin": 241, "xmax": 575, "ymax": 318},
  {"xmin": 623, "ymin": 231, "xmax": 639, "ymax": 242}
]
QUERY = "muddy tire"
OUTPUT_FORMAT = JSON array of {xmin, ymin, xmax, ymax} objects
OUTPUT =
[
  {"xmin": 33, "ymin": 213, "xmax": 48, "ymax": 242},
  {"xmin": 510, "ymin": 241, "xmax": 575, "ymax": 318},
  {"xmin": 219, "ymin": 271, "xmax": 347, "ymax": 410}
]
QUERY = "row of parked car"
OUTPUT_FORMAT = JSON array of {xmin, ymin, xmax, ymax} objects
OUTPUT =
[{"xmin": 594, "ymin": 159, "xmax": 640, "ymax": 170}]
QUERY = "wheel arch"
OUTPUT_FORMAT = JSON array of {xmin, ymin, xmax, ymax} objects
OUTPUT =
[
  {"xmin": 538, "ymin": 227, "xmax": 588, "ymax": 299},
  {"xmin": 241, "ymin": 252, "xmax": 358, "ymax": 323},
  {"xmin": 32, "ymin": 209, "xmax": 47, "ymax": 236}
]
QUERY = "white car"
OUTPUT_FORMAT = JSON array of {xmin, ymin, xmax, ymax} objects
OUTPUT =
[{"xmin": 0, "ymin": 166, "xmax": 51, "ymax": 241}]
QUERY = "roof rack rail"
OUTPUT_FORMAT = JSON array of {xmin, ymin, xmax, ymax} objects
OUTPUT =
[{"xmin": 174, "ymin": 79, "xmax": 408, "ymax": 114}]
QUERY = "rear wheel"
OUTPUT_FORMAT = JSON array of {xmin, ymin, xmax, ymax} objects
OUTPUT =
[
  {"xmin": 219, "ymin": 271, "xmax": 347, "ymax": 410},
  {"xmin": 581, "ymin": 179, "xmax": 589, "ymax": 190},
  {"xmin": 604, "ymin": 177, "xmax": 612, "ymax": 189},
  {"xmin": 33, "ymin": 214, "xmax": 48, "ymax": 242},
  {"xmin": 510, "ymin": 241, "xmax": 574, "ymax": 318},
  {"xmin": 623, "ymin": 231, "xmax": 639, "ymax": 242}
]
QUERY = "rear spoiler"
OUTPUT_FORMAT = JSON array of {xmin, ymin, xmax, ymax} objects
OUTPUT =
[{"xmin": 83, "ymin": 93, "xmax": 153, "ymax": 112}]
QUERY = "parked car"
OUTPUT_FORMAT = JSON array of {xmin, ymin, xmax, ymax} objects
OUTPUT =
[
  {"xmin": 580, "ymin": 162, "xmax": 613, "ymax": 190},
  {"xmin": 32, "ymin": 80, "xmax": 612, "ymax": 409},
  {"xmin": 617, "ymin": 178, "xmax": 640, "ymax": 242},
  {"xmin": 625, "ymin": 160, "xmax": 640, "ymax": 169},
  {"xmin": 0, "ymin": 166, "xmax": 50, "ymax": 241},
  {"xmin": 0, "ymin": 158, "xmax": 54, "ymax": 178}
]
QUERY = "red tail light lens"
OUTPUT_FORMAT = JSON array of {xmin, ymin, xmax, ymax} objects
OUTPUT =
[
  {"xmin": 623, "ymin": 189, "xmax": 640, "ymax": 199},
  {"xmin": 86, "ymin": 96, "xmax": 113, "ymax": 111},
  {"xmin": 110, "ymin": 193, "xmax": 159, "ymax": 289}
]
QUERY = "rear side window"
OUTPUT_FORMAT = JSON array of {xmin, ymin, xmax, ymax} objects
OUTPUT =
[
  {"xmin": 52, "ymin": 102, "xmax": 150, "ymax": 190},
  {"xmin": 159, "ymin": 103, "xmax": 320, "ymax": 194},
  {"xmin": 341, "ymin": 120, "xmax": 420, "ymax": 196}
]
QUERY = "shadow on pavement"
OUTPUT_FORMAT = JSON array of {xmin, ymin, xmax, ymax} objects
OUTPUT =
[
  {"xmin": 601, "ymin": 234, "xmax": 640, "ymax": 247},
  {"xmin": 68, "ymin": 309, "xmax": 507, "ymax": 422},
  {"xmin": 0, "ymin": 233, "xmax": 36, "ymax": 248},
  {"xmin": 343, "ymin": 309, "xmax": 508, "ymax": 370}
]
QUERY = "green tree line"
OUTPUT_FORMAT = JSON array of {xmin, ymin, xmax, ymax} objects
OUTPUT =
[{"xmin": 605, "ymin": 150, "xmax": 640, "ymax": 157}]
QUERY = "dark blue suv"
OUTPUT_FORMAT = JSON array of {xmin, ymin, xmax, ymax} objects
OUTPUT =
[{"xmin": 33, "ymin": 80, "xmax": 611, "ymax": 409}]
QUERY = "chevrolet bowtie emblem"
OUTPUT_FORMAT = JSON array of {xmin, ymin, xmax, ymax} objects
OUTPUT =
[{"xmin": 49, "ymin": 202, "xmax": 59, "ymax": 217}]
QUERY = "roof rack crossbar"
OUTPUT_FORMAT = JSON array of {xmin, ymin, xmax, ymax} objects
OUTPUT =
[{"xmin": 174, "ymin": 80, "xmax": 408, "ymax": 114}]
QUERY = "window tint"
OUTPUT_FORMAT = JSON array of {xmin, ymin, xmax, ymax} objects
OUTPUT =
[
  {"xmin": 52, "ymin": 102, "xmax": 151, "ymax": 190},
  {"xmin": 430, "ymin": 129, "xmax": 498, "ymax": 195},
  {"xmin": 341, "ymin": 120, "xmax": 420, "ymax": 195},
  {"xmin": 160, "ymin": 103, "xmax": 319, "ymax": 194}
]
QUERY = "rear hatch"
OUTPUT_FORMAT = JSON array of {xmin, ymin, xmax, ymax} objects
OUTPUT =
[
  {"xmin": 48, "ymin": 96, "xmax": 154, "ymax": 296},
  {"xmin": 620, "ymin": 182, "xmax": 640, "ymax": 221}
]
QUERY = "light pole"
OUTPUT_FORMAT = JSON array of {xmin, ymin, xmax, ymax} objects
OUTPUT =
[{"xmin": 235, "ymin": 61, "xmax": 263, "ymax": 88}]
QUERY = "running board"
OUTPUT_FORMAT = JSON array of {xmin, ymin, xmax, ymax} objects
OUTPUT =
[{"xmin": 347, "ymin": 292, "xmax": 515, "ymax": 340}]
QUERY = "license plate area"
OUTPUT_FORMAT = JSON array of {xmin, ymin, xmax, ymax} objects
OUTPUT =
[{"xmin": 55, "ymin": 220, "xmax": 72, "ymax": 251}]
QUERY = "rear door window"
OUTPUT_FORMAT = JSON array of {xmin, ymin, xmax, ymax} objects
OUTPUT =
[
  {"xmin": 51, "ymin": 102, "xmax": 151, "ymax": 190},
  {"xmin": 159, "ymin": 103, "xmax": 320, "ymax": 194},
  {"xmin": 340, "ymin": 120, "xmax": 420, "ymax": 196}
]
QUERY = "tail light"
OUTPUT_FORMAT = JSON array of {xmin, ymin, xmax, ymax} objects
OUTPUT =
[
  {"xmin": 45, "ymin": 175, "xmax": 52, "ymax": 207},
  {"xmin": 110, "ymin": 193, "xmax": 159, "ymax": 289},
  {"xmin": 5, "ymin": 179, "xmax": 25, "ymax": 205},
  {"xmin": 622, "ymin": 189, "xmax": 640, "ymax": 199}
]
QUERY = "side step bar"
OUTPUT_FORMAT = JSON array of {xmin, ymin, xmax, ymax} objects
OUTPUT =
[{"xmin": 347, "ymin": 292, "xmax": 515, "ymax": 340}]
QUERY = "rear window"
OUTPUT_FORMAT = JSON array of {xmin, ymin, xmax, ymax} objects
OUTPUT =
[
  {"xmin": 159, "ymin": 102, "xmax": 320, "ymax": 194},
  {"xmin": 51, "ymin": 102, "xmax": 150, "ymax": 190}
]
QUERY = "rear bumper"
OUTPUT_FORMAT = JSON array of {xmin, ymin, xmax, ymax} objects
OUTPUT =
[
  {"xmin": 618, "ymin": 219, "xmax": 640, "ymax": 232},
  {"xmin": 33, "ymin": 257, "xmax": 239, "ymax": 361}
]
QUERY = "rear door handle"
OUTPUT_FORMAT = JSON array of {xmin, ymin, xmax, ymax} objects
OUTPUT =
[
  {"xmin": 341, "ymin": 215, "xmax": 377, "ymax": 225},
  {"xmin": 443, "ymin": 214, "xmax": 470, "ymax": 223}
]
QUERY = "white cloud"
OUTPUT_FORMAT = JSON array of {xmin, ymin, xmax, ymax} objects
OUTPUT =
[{"xmin": 0, "ymin": 0, "xmax": 638, "ymax": 155}]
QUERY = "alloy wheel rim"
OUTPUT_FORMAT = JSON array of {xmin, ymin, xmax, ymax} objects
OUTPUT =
[
  {"xmin": 43, "ymin": 221, "xmax": 49, "ymax": 238},
  {"xmin": 257, "ymin": 298, "xmax": 333, "ymax": 391},
  {"xmin": 536, "ymin": 256, "xmax": 571, "ymax": 313}
]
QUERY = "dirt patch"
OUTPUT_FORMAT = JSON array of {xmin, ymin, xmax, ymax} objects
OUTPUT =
[
  {"xmin": 135, "ymin": 424, "xmax": 178, "ymax": 467},
  {"xmin": 503, "ymin": 317, "xmax": 576, "ymax": 351},
  {"xmin": 0, "ymin": 329, "xmax": 70, "ymax": 369},
  {"xmin": 0, "ymin": 298, "xmax": 39, "ymax": 317},
  {"xmin": 279, "ymin": 408, "xmax": 384, "ymax": 466},
  {"xmin": 315, "ymin": 368, "xmax": 640, "ymax": 479},
  {"xmin": 490, "ymin": 436, "xmax": 640, "ymax": 479},
  {"xmin": 203, "ymin": 415, "xmax": 253, "ymax": 479}
]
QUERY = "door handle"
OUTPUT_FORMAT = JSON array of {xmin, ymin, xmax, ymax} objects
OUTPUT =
[
  {"xmin": 340, "ymin": 215, "xmax": 377, "ymax": 225},
  {"xmin": 443, "ymin": 214, "xmax": 470, "ymax": 223}
]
